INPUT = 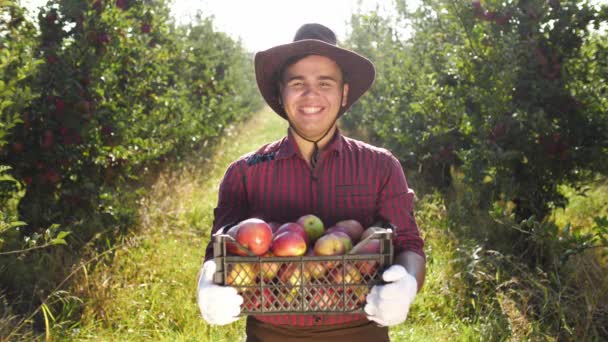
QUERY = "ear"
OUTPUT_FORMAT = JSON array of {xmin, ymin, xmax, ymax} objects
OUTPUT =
[
  {"xmin": 277, "ymin": 83, "xmax": 284, "ymax": 105},
  {"xmin": 341, "ymin": 83, "xmax": 350, "ymax": 107}
]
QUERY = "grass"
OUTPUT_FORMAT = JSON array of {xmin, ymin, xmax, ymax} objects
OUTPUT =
[
  {"xmin": 68, "ymin": 107, "xmax": 287, "ymax": 341},
  {"xmin": 56, "ymin": 107, "xmax": 607, "ymax": 341}
]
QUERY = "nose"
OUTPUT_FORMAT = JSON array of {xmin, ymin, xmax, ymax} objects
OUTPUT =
[{"xmin": 301, "ymin": 84, "xmax": 321, "ymax": 97}]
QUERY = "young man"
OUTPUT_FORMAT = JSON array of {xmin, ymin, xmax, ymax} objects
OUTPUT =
[{"xmin": 197, "ymin": 23, "xmax": 426, "ymax": 342}]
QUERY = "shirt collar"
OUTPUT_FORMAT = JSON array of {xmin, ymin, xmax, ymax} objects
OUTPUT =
[{"xmin": 275, "ymin": 127, "xmax": 344, "ymax": 160}]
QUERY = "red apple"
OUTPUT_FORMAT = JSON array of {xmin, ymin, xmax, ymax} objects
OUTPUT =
[
  {"xmin": 296, "ymin": 214, "xmax": 325, "ymax": 242},
  {"xmin": 334, "ymin": 219, "xmax": 365, "ymax": 243},
  {"xmin": 271, "ymin": 231, "xmax": 307, "ymax": 257},
  {"xmin": 275, "ymin": 222, "xmax": 309, "ymax": 245},
  {"xmin": 352, "ymin": 239, "xmax": 381, "ymax": 276},
  {"xmin": 242, "ymin": 288, "xmax": 276, "ymax": 311},
  {"xmin": 235, "ymin": 218, "xmax": 273, "ymax": 256},
  {"xmin": 309, "ymin": 287, "xmax": 341, "ymax": 310},
  {"xmin": 225, "ymin": 225, "xmax": 249, "ymax": 256}
]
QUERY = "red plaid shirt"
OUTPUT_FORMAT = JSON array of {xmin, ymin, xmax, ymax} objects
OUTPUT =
[{"xmin": 204, "ymin": 128, "xmax": 424, "ymax": 326}]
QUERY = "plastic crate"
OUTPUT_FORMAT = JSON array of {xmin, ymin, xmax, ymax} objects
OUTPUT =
[{"xmin": 213, "ymin": 228, "xmax": 393, "ymax": 315}]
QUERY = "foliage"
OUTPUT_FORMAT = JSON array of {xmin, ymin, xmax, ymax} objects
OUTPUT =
[
  {"xmin": 344, "ymin": 0, "xmax": 608, "ymax": 222},
  {"xmin": 0, "ymin": 0, "xmax": 261, "ymax": 337}
]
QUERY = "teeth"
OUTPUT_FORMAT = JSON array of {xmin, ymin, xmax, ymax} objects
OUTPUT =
[{"xmin": 302, "ymin": 107, "xmax": 322, "ymax": 114}]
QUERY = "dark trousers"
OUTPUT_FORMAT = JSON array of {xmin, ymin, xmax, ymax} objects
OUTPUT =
[{"xmin": 245, "ymin": 316, "xmax": 390, "ymax": 342}]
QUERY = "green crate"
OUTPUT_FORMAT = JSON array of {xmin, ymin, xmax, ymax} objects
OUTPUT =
[{"xmin": 213, "ymin": 228, "xmax": 394, "ymax": 315}]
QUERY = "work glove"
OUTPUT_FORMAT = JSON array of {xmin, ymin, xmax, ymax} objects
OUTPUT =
[
  {"xmin": 197, "ymin": 260, "xmax": 243, "ymax": 325},
  {"xmin": 364, "ymin": 264, "xmax": 417, "ymax": 326}
]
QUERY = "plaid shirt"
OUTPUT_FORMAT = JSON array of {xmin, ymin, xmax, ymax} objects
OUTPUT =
[{"xmin": 204, "ymin": 128, "xmax": 424, "ymax": 326}]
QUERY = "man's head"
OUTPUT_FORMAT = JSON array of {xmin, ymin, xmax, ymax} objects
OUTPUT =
[
  {"xmin": 278, "ymin": 54, "xmax": 349, "ymax": 141},
  {"xmin": 254, "ymin": 23, "xmax": 375, "ymax": 120}
]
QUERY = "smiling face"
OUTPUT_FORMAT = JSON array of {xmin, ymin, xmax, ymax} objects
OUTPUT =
[{"xmin": 279, "ymin": 55, "xmax": 349, "ymax": 141}]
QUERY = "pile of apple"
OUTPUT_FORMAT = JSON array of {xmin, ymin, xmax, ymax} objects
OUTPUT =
[{"xmin": 220, "ymin": 215, "xmax": 389, "ymax": 312}]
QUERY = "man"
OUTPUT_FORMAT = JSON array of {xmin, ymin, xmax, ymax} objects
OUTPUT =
[{"xmin": 197, "ymin": 23, "xmax": 426, "ymax": 342}]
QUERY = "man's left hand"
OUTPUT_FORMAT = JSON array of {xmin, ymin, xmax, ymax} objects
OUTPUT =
[{"xmin": 364, "ymin": 264, "xmax": 417, "ymax": 326}]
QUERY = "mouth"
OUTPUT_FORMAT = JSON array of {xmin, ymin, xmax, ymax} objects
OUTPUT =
[{"xmin": 298, "ymin": 106, "xmax": 324, "ymax": 115}]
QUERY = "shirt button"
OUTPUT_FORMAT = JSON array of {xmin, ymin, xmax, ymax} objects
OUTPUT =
[{"xmin": 313, "ymin": 315, "xmax": 322, "ymax": 323}]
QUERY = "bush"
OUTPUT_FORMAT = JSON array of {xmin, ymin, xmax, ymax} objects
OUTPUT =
[
  {"xmin": 344, "ymin": 0, "xmax": 608, "ymax": 222},
  {"xmin": 0, "ymin": 0, "xmax": 261, "ymax": 337}
]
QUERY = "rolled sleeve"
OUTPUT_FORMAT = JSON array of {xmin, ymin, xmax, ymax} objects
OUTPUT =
[
  {"xmin": 377, "ymin": 154, "xmax": 425, "ymax": 259},
  {"xmin": 203, "ymin": 160, "xmax": 249, "ymax": 262}
]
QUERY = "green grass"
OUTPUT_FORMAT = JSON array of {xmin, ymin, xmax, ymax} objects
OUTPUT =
[
  {"xmin": 61, "ymin": 108, "xmax": 607, "ymax": 341},
  {"xmin": 69, "ymin": 108, "xmax": 287, "ymax": 341}
]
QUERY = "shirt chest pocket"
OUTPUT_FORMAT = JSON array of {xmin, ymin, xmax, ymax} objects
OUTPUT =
[{"xmin": 333, "ymin": 184, "xmax": 375, "ymax": 210}]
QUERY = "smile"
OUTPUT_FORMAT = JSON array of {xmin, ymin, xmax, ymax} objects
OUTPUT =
[{"xmin": 300, "ymin": 106, "xmax": 324, "ymax": 114}]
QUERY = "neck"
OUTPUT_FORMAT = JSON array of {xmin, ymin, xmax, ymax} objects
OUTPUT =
[{"xmin": 290, "ymin": 125, "xmax": 337, "ymax": 164}]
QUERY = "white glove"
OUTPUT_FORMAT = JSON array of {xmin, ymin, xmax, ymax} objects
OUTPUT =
[
  {"xmin": 364, "ymin": 264, "xmax": 417, "ymax": 326},
  {"xmin": 197, "ymin": 260, "xmax": 243, "ymax": 325}
]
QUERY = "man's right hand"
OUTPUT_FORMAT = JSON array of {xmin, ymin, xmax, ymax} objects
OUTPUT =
[{"xmin": 197, "ymin": 260, "xmax": 243, "ymax": 325}]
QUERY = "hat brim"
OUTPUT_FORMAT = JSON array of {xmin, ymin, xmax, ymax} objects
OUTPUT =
[{"xmin": 254, "ymin": 39, "xmax": 375, "ymax": 119}]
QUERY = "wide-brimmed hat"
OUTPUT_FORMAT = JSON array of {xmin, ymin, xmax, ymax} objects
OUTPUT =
[{"xmin": 254, "ymin": 23, "xmax": 376, "ymax": 119}]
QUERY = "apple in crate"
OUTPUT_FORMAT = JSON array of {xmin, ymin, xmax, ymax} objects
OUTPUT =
[
  {"xmin": 226, "ymin": 263, "xmax": 258, "ymax": 286},
  {"xmin": 329, "ymin": 263, "xmax": 363, "ymax": 284},
  {"xmin": 260, "ymin": 251, "xmax": 280, "ymax": 281},
  {"xmin": 275, "ymin": 222, "xmax": 309, "ymax": 245},
  {"xmin": 352, "ymin": 239, "xmax": 381, "ymax": 276},
  {"xmin": 334, "ymin": 219, "xmax": 364, "ymax": 243},
  {"xmin": 234, "ymin": 218, "xmax": 273, "ymax": 256},
  {"xmin": 304, "ymin": 249, "xmax": 328, "ymax": 280},
  {"xmin": 278, "ymin": 262, "xmax": 311, "ymax": 286},
  {"xmin": 296, "ymin": 214, "xmax": 325, "ymax": 242},
  {"xmin": 271, "ymin": 231, "xmax": 307, "ymax": 257}
]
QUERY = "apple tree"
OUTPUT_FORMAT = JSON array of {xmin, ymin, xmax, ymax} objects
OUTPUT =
[{"xmin": 344, "ymin": 0, "xmax": 608, "ymax": 223}]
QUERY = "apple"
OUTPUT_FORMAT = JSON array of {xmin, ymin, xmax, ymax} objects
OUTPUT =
[
  {"xmin": 260, "ymin": 252, "xmax": 280, "ymax": 281},
  {"xmin": 346, "ymin": 286, "xmax": 368, "ymax": 308},
  {"xmin": 313, "ymin": 233, "xmax": 347, "ymax": 256},
  {"xmin": 334, "ymin": 219, "xmax": 365, "ymax": 243},
  {"xmin": 331, "ymin": 231, "xmax": 353, "ymax": 252},
  {"xmin": 308, "ymin": 287, "xmax": 341, "ymax": 310},
  {"xmin": 271, "ymin": 231, "xmax": 307, "ymax": 257},
  {"xmin": 242, "ymin": 288, "xmax": 276, "ymax": 311},
  {"xmin": 330, "ymin": 263, "xmax": 363, "ymax": 284},
  {"xmin": 278, "ymin": 263, "xmax": 310, "ymax": 286},
  {"xmin": 226, "ymin": 263, "xmax": 258, "ymax": 287},
  {"xmin": 225, "ymin": 225, "xmax": 249, "ymax": 256},
  {"xmin": 304, "ymin": 249, "xmax": 328, "ymax": 280},
  {"xmin": 352, "ymin": 239, "xmax": 381, "ymax": 276},
  {"xmin": 235, "ymin": 218, "xmax": 273, "ymax": 256},
  {"xmin": 276, "ymin": 287, "xmax": 300, "ymax": 309},
  {"xmin": 296, "ymin": 214, "xmax": 325, "ymax": 242},
  {"xmin": 275, "ymin": 222, "xmax": 309, "ymax": 245}
]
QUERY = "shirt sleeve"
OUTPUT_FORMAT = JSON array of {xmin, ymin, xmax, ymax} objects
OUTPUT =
[
  {"xmin": 377, "ymin": 153, "xmax": 425, "ymax": 259},
  {"xmin": 203, "ymin": 159, "xmax": 249, "ymax": 262}
]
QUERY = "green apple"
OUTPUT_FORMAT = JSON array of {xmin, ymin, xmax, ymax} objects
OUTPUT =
[{"xmin": 296, "ymin": 214, "xmax": 325, "ymax": 242}]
